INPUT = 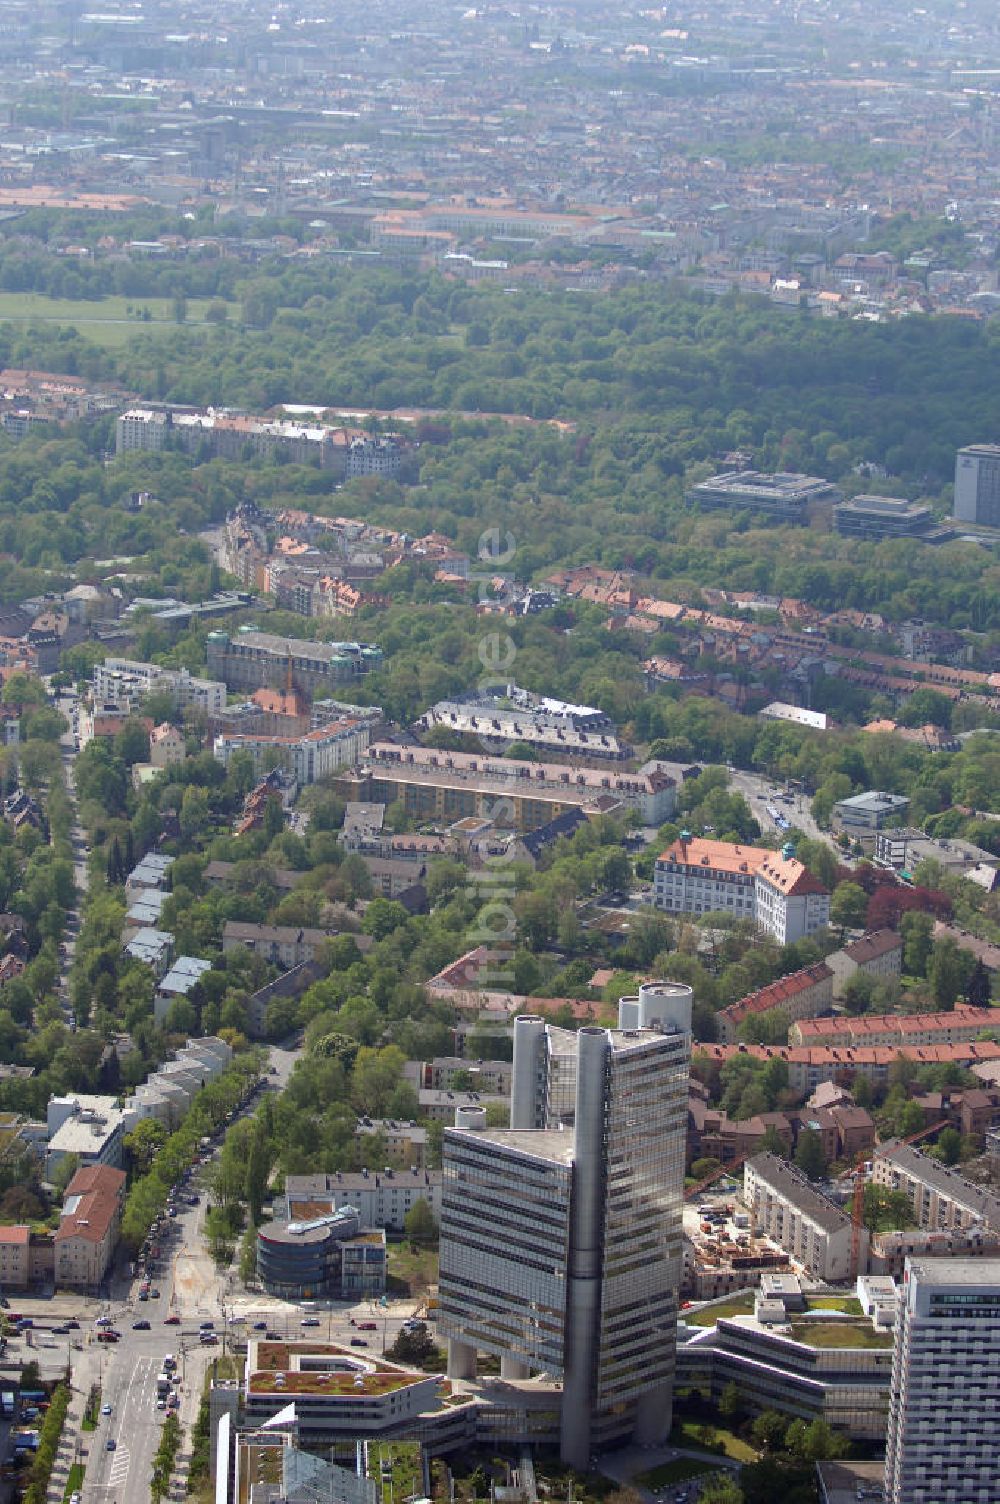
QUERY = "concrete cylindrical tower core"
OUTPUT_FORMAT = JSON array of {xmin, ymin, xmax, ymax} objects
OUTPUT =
[
  {"xmin": 454, "ymin": 1106, "xmax": 487, "ymax": 1131},
  {"xmin": 636, "ymin": 980, "xmax": 693, "ymax": 1034},
  {"xmin": 511, "ymin": 1013, "xmax": 546, "ymax": 1130},
  {"xmin": 561, "ymin": 1026, "xmax": 609, "ymax": 1469}
]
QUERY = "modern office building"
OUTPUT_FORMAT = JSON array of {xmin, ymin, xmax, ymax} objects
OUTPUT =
[
  {"xmin": 885, "ymin": 1257, "xmax": 1000, "ymax": 1504},
  {"xmin": 256, "ymin": 1204, "xmax": 386, "ymax": 1301},
  {"xmin": 831, "ymin": 791, "xmax": 911, "ymax": 841},
  {"xmin": 206, "ymin": 628, "xmax": 382, "ymax": 696},
  {"xmin": 954, "ymin": 444, "xmax": 1000, "ymax": 529},
  {"xmin": 686, "ymin": 470, "xmax": 839, "ymax": 523},
  {"xmin": 833, "ymin": 494, "xmax": 938, "ymax": 541},
  {"xmin": 438, "ymin": 982, "xmax": 692, "ymax": 1468}
]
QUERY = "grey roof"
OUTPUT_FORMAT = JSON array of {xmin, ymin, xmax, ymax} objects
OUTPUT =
[
  {"xmin": 746, "ymin": 1152, "xmax": 851, "ymax": 1232},
  {"xmin": 875, "ymin": 1140, "xmax": 1000, "ymax": 1226}
]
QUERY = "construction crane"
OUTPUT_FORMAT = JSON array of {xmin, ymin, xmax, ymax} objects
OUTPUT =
[{"xmin": 684, "ymin": 1158, "xmax": 745, "ymax": 1202}]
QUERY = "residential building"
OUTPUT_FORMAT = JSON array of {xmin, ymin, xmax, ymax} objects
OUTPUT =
[
  {"xmin": 148, "ymin": 722, "xmax": 186, "ymax": 768},
  {"xmin": 716, "ymin": 963, "xmax": 833, "ymax": 1044},
  {"xmin": 791, "ymin": 1006, "xmax": 998, "ymax": 1051},
  {"xmin": 831, "ymin": 791, "xmax": 911, "ymax": 840},
  {"xmin": 354, "ymin": 1118, "xmax": 429, "ymax": 1169},
  {"xmin": 53, "ymin": 1165, "xmax": 126, "ymax": 1289},
  {"xmin": 871, "ymin": 1141, "xmax": 1000, "ymax": 1232},
  {"xmin": 257, "ymin": 1205, "xmax": 386, "ymax": 1301},
  {"xmin": 405, "ymin": 1056, "xmax": 513, "ymax": 1097},
  {"xmin": 334, "ymin": 743, "xmax": 677, "ymax": 832},
  {"xmin": 439, "ymin": 982, "xmax": 692, "ymax": 1467},
  {"xmin": 92, "ymin": 658, "xmax": 226, "ymax": 716},
  {"xmin": 885, "ymin": 1257, "xmax": 1000, "ymax": 1504},
  {"xmin": 0, "ymin": 1226, "xmax": 29, "ymax": 1289},
  {"xmin": 686, "ymin": 470, "xmax": 839, "ymax": 523},
  {"xmin": 954, "ymin": 443, "xmax": 1000, "ymax": 528},
  {"xmin": 124, "ymin": 926, "xmax": 174, "ymax": 978},
  {"xmin": 285, "ymin": 1169, "xmax": 443, "ymax": 1234},
  {"xmin": 46, "ymin": 1095, "xmax": 127, "ymax": 1176},
  {"xmin": 125, "ymin": 852, "xmax": 174, "ymax": 899},
  {"xmin": 416, "ymin": 1088, "xmax": 507, "ymax": 1123},
  {"xmin": 416, "ymin": 689, "xmax": 630, "ymax": 763},
  {"xmin": 833, "ymin": 494, "xmax": 938, "ymax": 540},
  {"xmin": 827, "ymin": 930, "xmax": 903, "ymax": 999},
  {"xmin": 222, "ymin": 922, "xmax": 366, "ymax": 968},
  {"xmin": 653, "ymin": 836, "xmax": 830, "ymax": 943},
  {"xmin": 116, "ymin": 408, "xmax": 170, "ymax": 454},
  {"xmin": 154, "ymin": 955, "xmax": 213, "ymax": 1024},
  {"xmin": 698, "ymin": 1040, "xmax": 1000, "ymax": 1097},
  {"xmin": 212, "ymin": 716, "xmax": 371, "ymax": 785},
  {"xmin": 743, "ymin": 1153, "xmax": 865, "ymax": 1281},
  {"xmin": 206, "ymin": 629, "xmax": 381, "ymax": 695}
]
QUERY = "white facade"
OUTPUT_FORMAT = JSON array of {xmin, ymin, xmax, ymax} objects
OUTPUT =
[
  {"xmin": 92, "ymin": 658, "xmax": 227, "ymax": 716},
  {"xmin": 654, "ymin": 838, "xmax": 830, "ymax": 943},
  {"xmin": 885, "ymin": 1257, "xmax": 1000, "ymax": 1504},
  {"xmin": 212, "ymin": 718, "xmax": 371, "ymax": 785},
  {"xmin": 744, "ymin": 1152, "xmax": 864, "ymax": 1282},
  {"xmin": 116, "ymin": 409, "xmax": 169, "ymax": 453}
]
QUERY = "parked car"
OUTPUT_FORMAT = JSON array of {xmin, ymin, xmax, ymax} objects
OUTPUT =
[
  {"xmin": 350, "ymin": 1338, "xmax": 368, "ymax": 1347},
  {"xmin": 132, "ymin": 1320, "xmax": 151, "ymax": 1330},
  {"xmin": 252, "ymin": 1321, "xmax": 268, "ymax": 1331},
  {"xmin": 301, "ymin": 1317, "xmax": 320, "ymax": 1327}
]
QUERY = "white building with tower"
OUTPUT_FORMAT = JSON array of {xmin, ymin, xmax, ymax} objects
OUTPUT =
[{"xmin": 437, "ymin": 982, "xmax": 692, "ymax": 1468}]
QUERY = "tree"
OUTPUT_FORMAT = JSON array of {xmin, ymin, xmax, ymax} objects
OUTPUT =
[
  {"xmin": 830, "ymin": 881, "xmax": 868, "ymax": 931},
  {"xmin": 967, "ymin": 959, "xmax": 992, "ymax": 1008},
  {"xmin": 696, "ymin": 1481, "xmax": 744, "ymax": 1504},
  {"xmin": 403, "ymin": 1198, "xmax": 438, "ymax": 1245},
  {"xmin": 750, "ymin": 1409, "xmax": 789, "ymax": 1452},
  {"xmin": 863, "ymin": 1185, "xmax": 915, "ymax": 1234},
  {"xmin": 928, "ymin": 938, "xmax": 972, "ymax": 1009},
  {"xmin": 793, "ymin": 1128, "xmax": 827, "ymax": 1181},
  {"xmin": 718, "ymin": 1381, "xmax": 743, "ymax": 1423},
  {"xmin": 936, "ymin": 1126, "xmax": 962, "ymax": 1165},
  {"xmin": 901, "ymin": 911, "xmax": 934, "ymax": 977}
]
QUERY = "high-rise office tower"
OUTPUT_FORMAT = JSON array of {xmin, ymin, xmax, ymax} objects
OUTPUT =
[
  {"xmin": 885, "ymin": 1256, "xmax": 1000, "ymax": 1504},
  {"xmin": 438, "ymin": 982, "xmax": 692, "ymax": 1468},
  {"xmin": 954, "ymin": 444, "xmax": 1000, "ymax": 527}
]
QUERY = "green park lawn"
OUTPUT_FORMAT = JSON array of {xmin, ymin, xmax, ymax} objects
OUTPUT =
[{"xmin": 0, "ymin": 291, "xmax": 241, "ymax": 346}]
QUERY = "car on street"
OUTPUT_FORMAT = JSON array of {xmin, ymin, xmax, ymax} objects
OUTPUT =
[
  {"xmin": 164, "ymin": 1315, "xmax": 181, "ymax": 1325},
  {"xmin": 350, "ymin": 1338, "xmax": 368, "ymax": 1347},
  {"xmin": 132, "ymin": 1320, "xmax": 151, "ymax": 1330},
  {"xmin": 105, "ymin": 1438, "xmax": 116, "ymax": 1451},
  {"xmin": 301, "ymin": 1317, "xmax": 320, "ymax": 1327},
  {"xmin": 156, "ymin": 1398, "xmax": 166, "ymax": 1410},
  {"xmin": 252, "ymin": 1320, "xmax": 268, "ymax": 1330},
  {"xmin": 101, "ymin": 1403, "xmax": 112, "ymax": 1415},
  {"xmin": 66, "ymin": 1320, "xmax": 79, "ymax": 1329},
  {"xmin": 95, "ymin": 1316, "xmax": 112, "ymax": 1327},
  {"xmin": 200, "ymin": 1332, "xmax": 218, "ymax": 1345},
  {"xmin": 138, "ymin": 1291, "xmax": 148, "ymax": 1301}
]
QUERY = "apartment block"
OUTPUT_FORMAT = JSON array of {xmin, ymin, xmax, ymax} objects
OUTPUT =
[
  {"xmin": 334, "ymin": 742, "xmax": 676, "ymax": 832},
  {"xmin": 885, "ymin": 1257, "xmax": 1000, "ymax": 1504},
  {"xmin": 222, "ymin": 922, "xmax": 357, "ymax": 968},
  {"xmin": 54, "ymin": 1164, "xmax": 127, "ymax": 1289},
  {"xmin": 827, "ymin": 929, "xmax": 902, "ymax": 999},
  {"xmin": 212, "ymin": 716, "xmax": 371, "ymax": 785},
  {"xmin": 743, "ymin": 1152, "xmax": 864, "ymax": 1282},
  {"xmin": 115, "ymin": 408, "xmax": 169, "ymax": 453},
  {"xmin": 871, "ymin": 1141, "xmax": 1000, "ymax": 1232},
  {"xmin": 791, "ymin": 1005, "xmax": 998, "ymax": 1050},
  {"xmin": 284, "ymin": 1169, "xmax": 443, "ymax": 1233},
  {"xmin": 92, "ymin": 658, "xmax": 227, "ymax": 716},
  {"xmin": 717, "ymin": 963, "xmax": 834, "ymax": 1044}
]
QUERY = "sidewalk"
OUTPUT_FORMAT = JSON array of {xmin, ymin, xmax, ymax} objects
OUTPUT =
[{"xmin": 46, "ymin": 1353, "xmax": 96, "ymax": 1504}]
